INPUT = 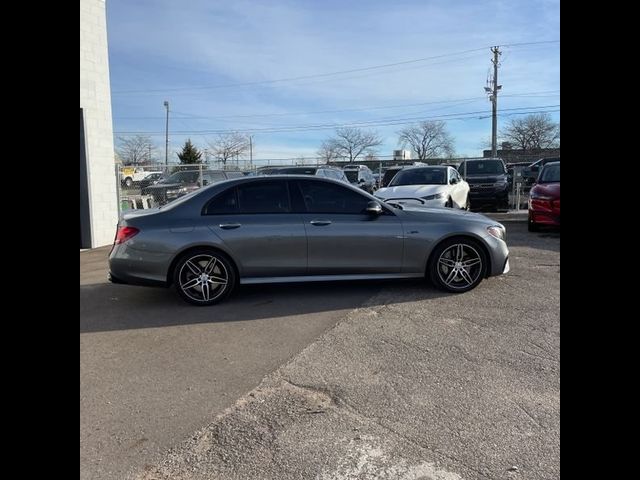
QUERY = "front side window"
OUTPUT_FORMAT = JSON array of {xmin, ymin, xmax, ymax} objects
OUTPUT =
[
  {"xmin": 204, "ymin": 172, "xmax": 226, "ymax": 184},
  {"xmin": 296, "ymin": 180, "xmax": 369, "ymax": 214},
  {"xmin": 165, "ymin": 171, "xmax": 199, "ymax": 184}
]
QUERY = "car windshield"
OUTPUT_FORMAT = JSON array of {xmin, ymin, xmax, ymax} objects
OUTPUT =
[
  {"xmin": 539, "ymin": 164, "xmax": 560, "ymax": 183},
  {"xmin": 344, "ymin": 171, "xmax": 359, "ymax": 182},
  {"xmin": 162, "ymin": 171, "xmax": 199, "ymax": 184},
  {"xmin": 389, "ymin": 168, "xmax": 446, "ymax": 186},
  {"xmin": 459, "ymin": 161, "xmax": 505, "ymax": 175}
]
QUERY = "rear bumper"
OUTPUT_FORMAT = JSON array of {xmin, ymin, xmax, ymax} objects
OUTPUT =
[{"xmin": 109, "ymin": 243, "xmax": 173, "ymax": 287}]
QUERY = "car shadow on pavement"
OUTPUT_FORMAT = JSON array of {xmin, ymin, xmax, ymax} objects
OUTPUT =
[{"xmin": 80, "ymin": 279, "xmax": 453, "ymax": 333}]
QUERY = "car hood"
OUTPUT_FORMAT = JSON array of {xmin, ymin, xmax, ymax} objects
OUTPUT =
[
  {"xmin": 531, "ymin": 182, "xmax": 560, "ymax": 198},
  {"xmin": 143, "ymin": 182, "xmax": 183, "ymax": 190},
  {"xmin": 376, "ymin": 184, "xmax": 447, "ymax": 200},
  {"xmin": 397, "ymin": 204, "xmax": 499, "ymax": 226}
]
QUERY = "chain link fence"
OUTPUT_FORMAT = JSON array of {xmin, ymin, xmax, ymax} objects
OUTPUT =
[{"xmin": 115, "ymin": 157, "xmax": 537, "ymax": 215}]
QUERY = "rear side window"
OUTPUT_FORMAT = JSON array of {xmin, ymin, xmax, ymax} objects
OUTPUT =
[
  {"xmin": 237, "ymin": 181, "xmax": 290, "ymax": 213},
  {"xmin": 203, "ymin": 187, "xmax": 238, "ymax": 215}
]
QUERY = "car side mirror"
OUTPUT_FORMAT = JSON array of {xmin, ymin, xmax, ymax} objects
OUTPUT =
[{"xmin": 366, "ymin": 201, "xmax": 383, "ymax": 215}]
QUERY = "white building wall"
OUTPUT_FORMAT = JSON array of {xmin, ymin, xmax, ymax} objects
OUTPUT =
[{"xmin": 80, "ymin": 0, "xmax": 118, "ymax": 247}]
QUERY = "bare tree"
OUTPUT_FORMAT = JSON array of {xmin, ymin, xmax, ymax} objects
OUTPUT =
[
  {"xmin": 397, "ymin": 121, "xmax": 454, "ymax": 161},
  {"xmin": 207, "ymin": 132, "xmax": 250, "ymax": 166},
  {"xmin": 317, "ymin": 141, "xmax": 341, "ymax": 163},
  {"xmin": 500, "ymin": 113, "xmax": 560, "ymax": 151},
  {"xmin": 116, "ymin": 135, "xmax": 156, "ymax": 165},
  {"xmin": 323, "ymin": 127, "xmax": 382, "ymax": 163}
]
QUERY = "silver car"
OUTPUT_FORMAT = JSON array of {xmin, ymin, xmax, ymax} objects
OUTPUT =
[{"xmin": 109, "ymin": 176, "xmax": 509, "ymax": 305}]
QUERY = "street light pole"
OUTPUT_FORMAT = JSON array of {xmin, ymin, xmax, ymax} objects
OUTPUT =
[
  {"xmin": 488, "ymin": 47, "xmax": 501, "ymax": 158},
  {"xmin": 163, "ymin": 100, "xmax": 169, "ymax": 166}
]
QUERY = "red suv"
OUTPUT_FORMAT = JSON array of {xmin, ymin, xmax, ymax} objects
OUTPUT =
[{"xmin": 528, "ymin": 161, "xmax": 560, "ymax": 231}]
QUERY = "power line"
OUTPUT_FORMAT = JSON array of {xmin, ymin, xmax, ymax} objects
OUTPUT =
[
  {"xmin": 112, "ymin": 40, "xmax": 559, "ymax": 95},
  {"xmin": 114, "ymin": 90, "xmax": 559, "ymax": 121},
  {"xmin": 114, "ymin": 105, "xmax": 559, "ymax": 136}
]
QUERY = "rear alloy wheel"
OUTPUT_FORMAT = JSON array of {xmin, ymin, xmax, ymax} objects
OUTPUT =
[
  {"xmin": 429, "ymin": 238, "xmax": 487, "ymax": 293},
  {"xmin": 173, "ymin": 250, "xmax": 236, "ymax": 305}
]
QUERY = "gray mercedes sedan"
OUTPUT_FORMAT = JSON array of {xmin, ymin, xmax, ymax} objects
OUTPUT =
[{"xmin": 109, "ymin": 176, "xmax": 509, "ymax": 305}]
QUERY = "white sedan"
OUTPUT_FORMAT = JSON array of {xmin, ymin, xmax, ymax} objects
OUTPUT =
[{"xmin": 375, "ymin": 166, "xmax": 470, "ymax": 209}]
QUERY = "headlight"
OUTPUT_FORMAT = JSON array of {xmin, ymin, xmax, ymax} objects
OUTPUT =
[
  {"xmin": 166, "ymin": 187, "xmax": 187, "ymax": 196},
  {"xmin": 487, "ymin": 225, "xmax": 506, "ymax": 241},
  {"xmin": 530, "ymin": 192, "xmax": 553, "ymax": 200},
  {"xmin": 421, "ymin": 193, "xmax": 445, "ymax": 201}
]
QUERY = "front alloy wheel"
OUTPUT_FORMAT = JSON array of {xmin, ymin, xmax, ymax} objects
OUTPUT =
[
  {"xmin": 174, "ymin": 250, "xmax": 235, "ymax": 305},
  {"xmin": 429, "ymin": 238, "xmax": 487, "ymax": 293}
]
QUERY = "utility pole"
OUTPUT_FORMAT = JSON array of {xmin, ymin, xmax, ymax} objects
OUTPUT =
[
  {"xmin": 163, "ymin": 100, "xmax": 170, "ymax": 166},
  {"xmin": 485, "ymin": 47, "xmax": 502, "ymax": 158}
]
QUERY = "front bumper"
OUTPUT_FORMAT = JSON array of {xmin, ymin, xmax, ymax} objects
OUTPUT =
[
  {"xmin": 469, "ymin": 187, "xmax": 509, "ymax": 204},
  {"xmin": 529, "ymin": 199, "xmax": 560, "ymax": 226}
]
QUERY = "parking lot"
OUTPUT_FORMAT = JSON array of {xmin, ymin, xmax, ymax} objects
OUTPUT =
[{"xmin": 80, "ymin": 218, "xmax": 559, "ymax": 480}]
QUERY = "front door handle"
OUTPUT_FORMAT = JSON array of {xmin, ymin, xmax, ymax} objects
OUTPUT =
[
  {"xmin": 219, "ymin": 223, "xmax": 241, "ymax": 230},
  {"xmin": 310, "ymin": 220, "xmax": 332, "ymax": 226}
]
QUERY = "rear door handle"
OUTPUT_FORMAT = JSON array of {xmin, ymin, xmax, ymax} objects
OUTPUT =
[
  {"xmin": 219, "ymin": 223, "xmax": 241, "ymax": 230},
  {"xmin": 310, "ymin": 220, "xmax": 332, "ymax": 226}
]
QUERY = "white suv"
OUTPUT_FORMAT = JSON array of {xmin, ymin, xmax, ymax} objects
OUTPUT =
[{"xmin": 342, "ymin": 164, "xmax": 376, "ymax": 193}]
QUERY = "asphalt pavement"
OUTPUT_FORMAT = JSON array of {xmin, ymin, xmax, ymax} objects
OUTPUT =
[{"xmin": 81, "ymin": 218, "xmax": 559, "ymax": 480}]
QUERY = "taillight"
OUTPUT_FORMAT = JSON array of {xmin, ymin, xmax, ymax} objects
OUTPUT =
[{"xmin": 114, "ymin": 226, "xmax": 139, "ymax": 245}]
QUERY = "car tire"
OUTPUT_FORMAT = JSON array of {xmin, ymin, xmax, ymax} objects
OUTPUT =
[
  {"xmin": 173, "ymin": 249, "xmax": 236, "ymax": 306},
  {"xmin": 445, "ymin": 197, "xmax": 453, "ymax": 208},
  {"xmin": 528, "ymin": 213, "xmax": 540, "ymax": 232},
  {"xmin": 124, "ymin": 177, "xmax": 133, "ymax": 188},
  {"xmin": 429, "ymin": 237, "xmax": 487, "ymax": 293}
]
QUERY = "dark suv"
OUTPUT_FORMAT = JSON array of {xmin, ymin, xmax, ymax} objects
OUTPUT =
[
  {"xmin": 142, "ymin": 169, "xmax": 244, "ymax": 205},
  {"xmin": 458, "ymin": 158, "xmax": 509, "ymax": 210},
  {"xmin": 262, "ymin": 166, "xmax": 349, "ymax": 183},
  {"xmin": 380, "ymin": 166, "xmax": 405, "ymax": 188}
]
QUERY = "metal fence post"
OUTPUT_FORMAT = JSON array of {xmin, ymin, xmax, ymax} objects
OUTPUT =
[
  {"xmin": 516, "ymin": 183, "xmax": 521, "ymax": 212},
  {"xmin": 199, "ymin": 163, "xmax": 203, "ymax": 187},
  {"xmin": 115, "ymin": 164, "xmax": 121, "ymax": 218},
  {"xmin": 512, "ymin": 168, "xmax": 517, "ymax": 210}
]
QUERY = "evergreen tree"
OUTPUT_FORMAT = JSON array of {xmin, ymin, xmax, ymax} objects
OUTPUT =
[{"xmin": 177, "ymin": 139, "xmax": 202, "ymax": 164}]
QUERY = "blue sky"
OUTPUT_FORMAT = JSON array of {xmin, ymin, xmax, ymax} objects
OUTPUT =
[{"xmin": 107, "ymin": 0, "xmax": 559, "ymax": 164}]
